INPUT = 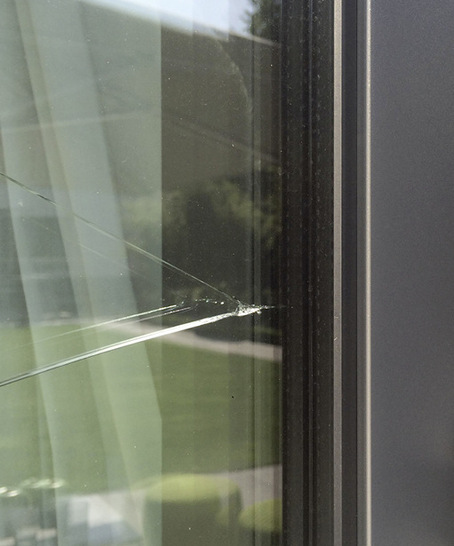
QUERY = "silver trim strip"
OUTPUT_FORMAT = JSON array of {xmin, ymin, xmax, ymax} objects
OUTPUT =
[
  {"xmin": 333, "ymin": 0, "xmax": 343, "ymax": 544},
  {"xmin": 358, "ymin": 0, "xmax": 372, "ymax": 544}
]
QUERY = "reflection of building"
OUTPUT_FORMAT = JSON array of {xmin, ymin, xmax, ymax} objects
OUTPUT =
[{"xmin": 0, "ymin": 205, "xmax": 75, "ymax": 323}]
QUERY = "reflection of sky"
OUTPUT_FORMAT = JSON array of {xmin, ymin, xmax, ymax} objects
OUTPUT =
[{"xmin": 80, "ymin": 0, "xmax": 253, "ymax": 35}]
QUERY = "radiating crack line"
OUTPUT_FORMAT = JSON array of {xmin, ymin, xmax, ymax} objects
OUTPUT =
[
  {"xmin": 0, "ymin": 170, "xmax": 237, "ymax": 304},
  {"xmin": 1, "ymin": 303, "xmax": 193, "ymax": 360},
  {"xmin": 0, "ymin": 304, "xmax": 264, "ymax": 388},
  {"xmin": 0, "ymin": 170, "xmax": 273, "ymax": 387}
]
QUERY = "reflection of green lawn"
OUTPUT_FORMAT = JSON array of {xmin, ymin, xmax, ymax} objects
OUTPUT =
[{"xmin": 0, "ymin": 327, "xmax": 280, "ymax": 494}]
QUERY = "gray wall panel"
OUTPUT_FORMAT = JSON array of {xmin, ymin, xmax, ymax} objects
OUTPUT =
[{"xmin": 369, "ymin": 1, "xmax": 454, "ymax": 544}]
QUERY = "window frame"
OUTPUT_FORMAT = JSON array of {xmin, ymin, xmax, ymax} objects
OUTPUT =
[{"xmin": 282, "ymin": 0, "xmax": 358, "ymax": 543}]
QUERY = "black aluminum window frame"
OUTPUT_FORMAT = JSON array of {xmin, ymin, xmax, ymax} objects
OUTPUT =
[{"xmin": 281, "ymin": 0, "xmax": 358, "ymax": 543}]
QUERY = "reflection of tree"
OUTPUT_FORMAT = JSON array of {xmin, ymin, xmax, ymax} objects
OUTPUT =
[
  {"xmin": 122, "ymin": 170, "xmax": 281, "ymax": 341},
  {"xmin": 163, "ymin": 170, "xmax": 281, "ymax": 342},
  {"xmin": 247, "ymin": 0, "xmax": 281, "ymax": 42},
  {"xmin": 162, "ymin": 170, "xmax": 280, "ymax": 305}
]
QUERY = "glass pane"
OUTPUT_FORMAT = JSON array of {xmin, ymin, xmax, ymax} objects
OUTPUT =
[{"xmin": 0, "ymin": 1, "xmax": 281, "ymax": 544}]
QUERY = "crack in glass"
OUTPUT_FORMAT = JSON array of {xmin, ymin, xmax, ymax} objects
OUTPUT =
[{"xmin": 0, "ymin": 171, "xmax": 266, "ymax": 387}]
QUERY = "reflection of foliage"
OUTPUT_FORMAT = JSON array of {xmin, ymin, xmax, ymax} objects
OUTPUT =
[
  {"xmin": 162, "ymin": 169, "xmax": 281, "ymax": 306},
  {"xmin": 247, "ymin": 0, "xmax": 281, "ymax": 43},
  {"xmin": 121, "ymin": 170, "xmax": 281, "ymax": 341}
]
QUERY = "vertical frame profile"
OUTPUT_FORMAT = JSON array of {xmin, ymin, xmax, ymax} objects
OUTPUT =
[{"xmin": 282, "ymin": 0, "xmax": 346, "ymax": 543}]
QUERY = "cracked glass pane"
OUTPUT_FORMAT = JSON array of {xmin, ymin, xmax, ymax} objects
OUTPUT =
[{"xmin": 0, "ymin": 0, "xmax": 282, "ymax": 544}]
